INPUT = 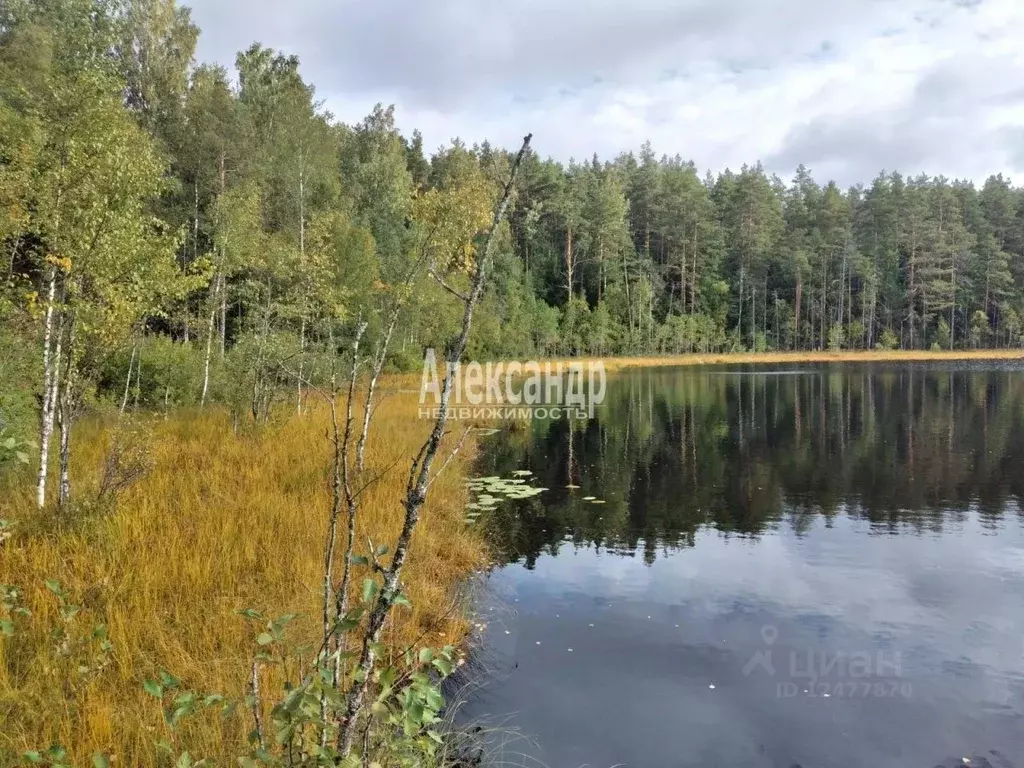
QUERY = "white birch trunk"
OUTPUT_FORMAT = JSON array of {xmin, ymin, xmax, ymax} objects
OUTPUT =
[
  {"xmin": 57, "ymin": 322, "xmax": 76, "ymax": 509},
  {"xmin": 296, "ymin": 155, "xmax": 306, "ymax": 415},
  {"xmin": 219, "ymin": 274, "xmax": 226, "ymax": 358},
  {"xmin": 120, "ymin": 343, "xmax": 137, "ymax": 414},
  {"xmin": 200, "ymin": 275, "xmax": 218, "ymax": 407},
  {"xmin": 58, "ymin": 382, "xmax": 72, "ymax": 508},
  {"xmin": 36, "ymin": 269, "xmax": 60, "ymax": 508}
]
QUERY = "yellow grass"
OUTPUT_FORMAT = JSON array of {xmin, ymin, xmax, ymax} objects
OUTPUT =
[
  {"xmin": 545, "ymin": 348, "xmax": 1024, "ymax": 372},
  {"xmin": 0, "ymin": 386, "xmax": 486, "ymax": 765}
]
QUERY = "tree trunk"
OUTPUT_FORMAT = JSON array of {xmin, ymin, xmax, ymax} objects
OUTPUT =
[
  {"xmin": 678, "ymin": 236, "xmax": 686, "ymax": 315},
  {"xmin": 950, "ymin": 258, "xmax": 956, "ymax": 349},
  {"xmin": 297, "ymin": 316, "xmax": 306, "ymax": 415},
  {"xmin": 690, "ymin": 223, "xmax": 699, "ymax": 314},
  {"xmin": 565, "ymin": 226, "xmax": 574, "ymax": 298},
  {"xmin": 794, "ymin": 276, "xmax": 803, "ymax": 350},
  {"xmin": 736, "ymin": 263, "xmax": 745, "ymax": 343},
  {"xmin": 774, "ymin": 290, "xmax": 780, "ymax": 349},
  {"xmin": 6, "ymin": 236, "xmax": 20, "ymax": 280},
  {"xmin": 36, "ymin": 269, "xmax": 61, "ymax": 509},
  {"xmin": 750, "ymin": 273, "xmax": 756, "ymax": 347},
  {"xmin": 838, "ymin": 243, "xmax": 847, "ymax": 333},
  {"xmin": 133, "ymin": 343, "xmax": 142, "ymax": 411},
  {"xmin": 185, "ymin": 178, "xmax": 200, "ymax": 344},
  {"xmin": 622, "ymin": 248, "xmax": 633, "ymax": 337},
  {"xmin": 121, "ymin": 343, "xmax": 137, "ymax": 414},
  {"xmin": 297, "ymin": 154, "xmax": 306, "ymax": 414},
  {"xmin": 763, "ymin": 277, "xmax": 768, "ymax": 342},
  {"xmin": 219, "ymin": 274, "xmax": 227, "ymax": 357},
  {"xmin": 57, "ymin": 321, "xmax": 76, "ymax": 509},
  {"xmin": 200, "ymin": 276, "xmax": 218, "ymax": 407},
  {"xmin": 844, "ymin": 262, "xmax": 851, "ymax": 342},
  {"xmin": 908, "ymin": 224, "xmax": 917, "ymax": 348}
]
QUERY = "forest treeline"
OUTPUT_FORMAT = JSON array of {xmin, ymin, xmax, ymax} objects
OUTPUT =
[{"xmin": 4, "ymin": 0, "xmax": 1024, "ymax": 457}]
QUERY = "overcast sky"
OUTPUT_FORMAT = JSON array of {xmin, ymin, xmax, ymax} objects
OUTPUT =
[{"xmin": 187, "ymin": 0, "xmax": 1024, "ymax": 186}]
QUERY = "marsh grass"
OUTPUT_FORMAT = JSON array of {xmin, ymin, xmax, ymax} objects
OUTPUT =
[{"xmin": 0, "ymin": 386, "xmax": 486, "ymax": 765}]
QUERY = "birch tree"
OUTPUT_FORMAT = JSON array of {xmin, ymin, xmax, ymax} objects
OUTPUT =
[{"xmin": 30, "ymin": 68, "xmax": 178, "ymax": 508}]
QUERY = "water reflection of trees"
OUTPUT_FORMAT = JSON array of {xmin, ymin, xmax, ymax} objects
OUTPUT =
[{"xmin": 476, "ymin": 365, "xmax": 1024, "ymax": 567}]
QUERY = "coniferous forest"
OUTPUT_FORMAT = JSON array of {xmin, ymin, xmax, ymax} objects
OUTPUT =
[{"xmin": 4, "ymin": 0, "xmax": 1024, "ymax": 443}]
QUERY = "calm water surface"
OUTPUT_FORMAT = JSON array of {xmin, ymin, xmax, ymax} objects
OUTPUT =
[{"xmin": 456, "ymin": 363, "xmax": 1024, "ymax": 768}]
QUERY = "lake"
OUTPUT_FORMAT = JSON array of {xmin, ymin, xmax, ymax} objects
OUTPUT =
[{"xmin": 455, "ymin": 362, "xmax": 1024, "ymax": 768}]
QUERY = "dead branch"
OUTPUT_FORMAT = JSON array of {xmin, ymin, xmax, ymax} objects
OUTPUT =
[{"xmin": 337, "ymin": 133, "xmax": 532, "ymax": 756}]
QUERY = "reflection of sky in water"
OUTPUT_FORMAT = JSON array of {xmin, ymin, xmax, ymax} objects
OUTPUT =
[{"xmin": 459, "ymin": 515, "xmax": 1024, "ymax": 768}]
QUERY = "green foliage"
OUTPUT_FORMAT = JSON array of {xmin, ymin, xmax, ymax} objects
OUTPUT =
[
  {"xmin": 877, "ymin": 328, "xmax": 899, "ymax": 350},
  {"xmin": 656, "ymin": 313, "xmax": 726, "ymax": 354},
  {"xmin": 0, "ymin": 309, "xmax": 39, "ymax": 456},
  {"xmin": 827, "ymin": 324, "xmax": 846, "ymax": 351},
  {"xmin": 935, "ymin": 317, "xmax": 951, "ymax": 350},
  {"xmin": 0, "ymin": 430, "xmax": 33, "ymax": 470},
  {"xmin": 560, "ymin": 295, "xmax": 591, "ymax": 356},
  {"xmin": 1, "ymin": 582, "xmax": 32, "ymax": 637},
  {"xmin": 970, "ymin": 310, "xmax": 990, "ymax": 348}
]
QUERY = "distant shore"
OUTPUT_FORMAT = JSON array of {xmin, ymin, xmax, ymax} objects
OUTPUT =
[{"xmin": 550, "ymin": 349, "xmax": 1024, "ymax": 372}]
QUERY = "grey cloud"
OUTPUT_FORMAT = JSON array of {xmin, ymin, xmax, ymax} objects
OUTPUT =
[
  {"xmin": 187, "ymin": 0, "xmax": 1024, "ymax": 183},
  {"xmin": 767, "ymin": 53, "xmax": 1024, "ymax": 185},
  {"xmin": 191, "ymin": 0, "xmax": 894, "ymax": 108},
  {"xmin": 767, "ymin": 117, "xmax": 938, "ymax": 185}
]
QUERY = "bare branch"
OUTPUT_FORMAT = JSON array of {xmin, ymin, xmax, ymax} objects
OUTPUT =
[
  {"xmin": 320, "ymin": 320, "xmax": 367, "ymax": 745},
  {"xmin": 428, "ymin": 267, "xmax": 471, "ymax": 302},
  {"xmin": 426, "ymin": 426, "xmax": 473, "ymax": 490},
  {"xmin": 250, "ymin": 661, "xmax": 265, "ymax": 749},
  {"xmin": 352, "ymin": 455, "xmax": 405, "ymax": 501},
  {"xmin": 336, "ymin": 320, "xmax": 368, "ymax": 625},
  {"xmin": 337, "ymin": 133, "xmax": 532, "ymax": 756}
]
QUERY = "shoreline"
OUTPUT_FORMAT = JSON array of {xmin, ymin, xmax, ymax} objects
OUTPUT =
[{"xmin": 548, "ymin": 349, "xmax": 1024, "ymax": 372}]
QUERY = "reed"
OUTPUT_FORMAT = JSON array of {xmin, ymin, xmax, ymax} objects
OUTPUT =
[{"xmin": 0, "ymin": 386, "xmax": 486, "ymax": 766}]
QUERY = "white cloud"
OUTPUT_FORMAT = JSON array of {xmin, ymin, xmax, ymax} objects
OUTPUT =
[{"xmin": 188, "ymin": 0, "xmax": 1024, "ymax": 185}]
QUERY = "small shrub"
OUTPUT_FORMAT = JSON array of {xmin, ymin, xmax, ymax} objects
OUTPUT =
[
  {"xmin": 876, "ymin": 329, "xmax": 899, "ymax": 350},
  {"xmin": 97, "ymin": 420, "xmax": 154, "ymax": 506},
  {"xmin": 827, "ymin": 324, "xmax": 845, "ymax": 351}
]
